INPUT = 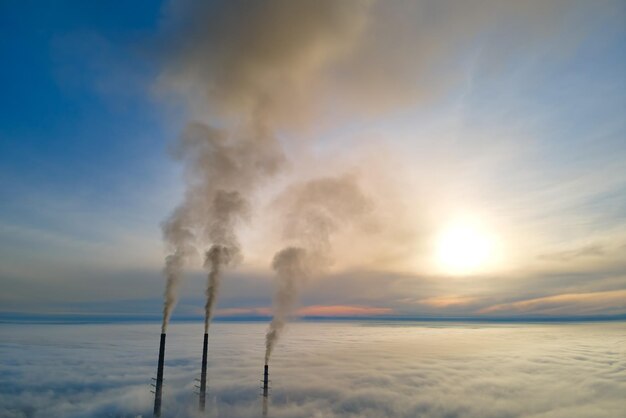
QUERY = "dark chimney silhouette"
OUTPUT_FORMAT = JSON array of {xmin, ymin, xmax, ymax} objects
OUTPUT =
[
  {"xmin": 153, "ymin": 333, "xmax": 166, "ymax": 417},
  {"xmin": 262, "ymin": 364, "xmax": 269, "ymax": 397},
  {"xmin": 262, "ymin": 364, "xmax": 269, "ymax": 416},
  {"xmin": 199, "ymin": 333, "xmax": 208, "ymax": 411}
]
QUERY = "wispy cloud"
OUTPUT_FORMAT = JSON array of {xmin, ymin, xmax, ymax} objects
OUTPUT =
[
  {"xmin": 215, "ymin": 307, "xmax": 272, "ymax": 317},
  {"xmin": 214, "ymin": 305, "xmax": 393, "ymax": 318},
  {"xmin": 418, "ymin": 295, "xmax": 479, "ymax": 309},
  {"xmin": 296, "ymin": 305, "xmax": 393, "ymax": 317},
  {"xmin": 479, "ymin": 290, "xmax": 626, "ymax": 316}
]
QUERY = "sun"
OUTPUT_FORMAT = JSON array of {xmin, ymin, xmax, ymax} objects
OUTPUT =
[{"xmin": 436, "ymin": 221, "xmax": 495, "ymax": 275}]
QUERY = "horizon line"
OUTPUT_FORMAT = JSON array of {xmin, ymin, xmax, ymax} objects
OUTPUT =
[{"xmin": 1, "ymin": 311, "xmax": 625, "ymax": 325}]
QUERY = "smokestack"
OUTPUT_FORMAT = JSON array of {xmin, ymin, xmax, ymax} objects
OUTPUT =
[
  {"xmin": 262, "ymin": 364, "xmax": 269, "ymax": 416},
  {"xmin": 199, "ymin": 333, "xmax": 208, "ymax": 411},
  {"xmin": 153, "ymin": 333, "xmax": 166, "ymax": 417},
  {"xmin": 262, "ymin": 364, "xmax": 269, "ymax": 397}
]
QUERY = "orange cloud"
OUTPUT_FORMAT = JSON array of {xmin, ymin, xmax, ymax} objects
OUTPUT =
[
  {"xmin": 418, "ymin": 295, "xmax": 478, "ymax": 308},
  {"xmin": 215, "ymin": 305, "xmax": 393, "ymax": 317},
  {"xmin": 296, "ymin": 305, "xmax": 393, "ymax": 316},
  {"xmin": 478, "ymin": 290, "xmax": 626, "ymax": 315}
]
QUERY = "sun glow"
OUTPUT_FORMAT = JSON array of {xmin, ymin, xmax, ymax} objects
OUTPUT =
[{"xmin": 436, "ymin": 221, "xmax": 496, "ymax": 275}]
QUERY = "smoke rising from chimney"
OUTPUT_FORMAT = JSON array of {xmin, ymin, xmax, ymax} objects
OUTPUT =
[
  {"xmin": 204, "ymin": 244, "xmax": 239, "ymax": 332},
  {"xmin": 156, "ymin": 0, "xmax": 368, "ymax": 331},
  {"xmin": 157, "ymin": 0, "xmax": 590, "ymax": 332},
  {"xmin": 264, "ymin": 176, "xmax": 373, "ymax": 362},
  {"xmin": 161, "ymin": 208, "xmax": 196, "ymax": 333},
  {"xmin": 265, "ymin": 247, "xmax": 310, "ymax": 363},
  {"xmin": 159, "ymin": 119, "xmax": 275, "ymax": 331},
  {"xmin": 202, "ymin": 189, "xmax": 246, "ymax": 333}
]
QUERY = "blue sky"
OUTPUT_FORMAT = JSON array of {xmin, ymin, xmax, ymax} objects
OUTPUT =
[
  {"xmin": 1, "ymin": 0, "xmax": 625, "ymax": 320},
  {"xmin": 0, "ymin": 1, "xmax": 178, "ymax": 268}
]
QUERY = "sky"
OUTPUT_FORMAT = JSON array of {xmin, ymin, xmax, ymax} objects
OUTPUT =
[{"xmin": 1, "ymin": 0, "xmax": 625, "ymax": 320}]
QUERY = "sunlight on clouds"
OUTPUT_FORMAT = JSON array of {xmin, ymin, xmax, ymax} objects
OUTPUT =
[
  {"xmin": 418, "ymin": 295, "xmax": 479, "ymax": 308},
  {"xmin": 434, "ymin": 217, "xmax": 502, "ymax": 276},
  {"xmin": 479, "ymin": 289, "xmax": 626, "ymax": 316},
  {"xmin": 0, "ymin": 0, "xmax": 624, "ymax": 320}
]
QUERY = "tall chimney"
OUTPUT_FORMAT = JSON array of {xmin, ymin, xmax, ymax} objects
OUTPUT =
[
  {"xmin": 153, "ymin": 333, "xmax": 166, "ymax": 417},
  {"xmin": 262, "ymin": 364, "xmax": 269, "ymax": 397},
  {"xmin": 262, "ymin": 364, "xmax": 269, "ymax": 416},
  {"xmin": 199, "ymin": 332, "xmax": 208, "ymax": 411}
]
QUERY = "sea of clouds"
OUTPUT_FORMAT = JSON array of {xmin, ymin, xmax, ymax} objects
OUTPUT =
[{"xmin": 0, "ymin": 321, "xmax": 624, "ymax": 418}]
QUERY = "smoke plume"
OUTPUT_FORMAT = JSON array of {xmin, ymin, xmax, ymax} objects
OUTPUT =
[
  {"xmin": 157, "ymin": 0, "xmax": 596, "ymax": 331},
  {"xmin": 265, "ymin": 247, "xmax": 310, "ymax": 363},
  {"xmin": 158, "ymin": 0, "xmax": 593, "ymax": 123},
  {"xmin": 159, "ymin": 122, "xmax": 267, "ymax": 331},
  {"xmin": 161, "ymin": 206, "xmax": 196, "ymax": 333},
  {"xmin": 203, "ymin": 244, "xmax": 239, "ymax": 333},
  {"xmin": 202, "ymin": 190, "xmax": 246, "ymax": 332},
  {"xmin": 157, "ymin": 0, "xmax": 368, "ymax": 331},
  {"xmin": 265, "ymin": 176, "xmax": 373, "ymax": 362}
]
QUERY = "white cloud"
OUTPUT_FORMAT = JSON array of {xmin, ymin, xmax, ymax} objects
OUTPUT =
[{"xmin": 0, "ymin": 322, "xmax": 624, "ymax": 418}]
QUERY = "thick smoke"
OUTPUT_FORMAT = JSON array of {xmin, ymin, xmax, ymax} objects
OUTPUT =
[
  {"xmin": 202, "ymin": 190, "xmax": 246, "ymax": 333},
  {"xmin": 158, "ymin": 0, "xmax": 370, "ymax": 126},
  {"xmin": 265, "ymin": 176, "xmax": 373, "ymax": 362},
  {"xmin": 203, "ymin": 244, "xmax": 238, "ymax": 333},
  {"xmin": 161, "ymin": 207, "xmax": 196, "ymax": 333},
  {"xmin": 157, "ymin": 0, "xmax": 369, "ymax": 331},
  {"xmin": 158, "ymin": 0, "xmax": 589, "ymax": 122},
  {"xmin": 160, "ymin": 122, "xmax": 269, "ymax": 332},
  {"xmin": 157, "ymin": 0, "xmax": 599, "ymax": 331},
  {"xmin": 264, "ymin": 247, "xmax": 309, "ymax": 364}
]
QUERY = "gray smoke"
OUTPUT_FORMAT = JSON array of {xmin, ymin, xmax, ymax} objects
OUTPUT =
[
  {"xmin": 203, "ymin": 245, "xmax": 233, "ymax": 333},
  {"xmin": 157, "ymin": 0, "xmax": 598, "ymax": 332},
  {"xmin": 158, "ymin": 0, "xmax": 370, "ymax": 127},
  {"xmin": 160, "ymin": 122, "xmax": 267, "ymax": 332},
  {"xmin": 161, "ymin": 206, "xmax": 196, "ymax": 333},
  {"xmin": 158, "ymin": 0, "xmax": 599, "ymax": 122},
  {"xmin": 264, "ymin": 176, "xmax": 373, "ymax": 362},
  {"xmin": 157, "ymin": 0, "xmax": 365, "ymax": 331},
  {"xmin": 265, "ymin": 247, "xmax": 310, "ymax": 364},
  {"xmin": 202, "ymin": 190, "xmax": 246, "ymax": 333}
]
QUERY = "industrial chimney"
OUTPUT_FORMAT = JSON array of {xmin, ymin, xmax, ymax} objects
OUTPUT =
[
  {"xmin": 262, "ymin": 364, "xmax": 269, "ymax": 416},
  {"xmin": 199, "ymin": 332, "xmax": 208, "ymax": 411},
  {"xmin": 262, "ymin": 364, "xmax": 269, "ymax": 397},
  {"xmin": 153, "ymin": 333, "xmax": 166, "ymax": 417}
]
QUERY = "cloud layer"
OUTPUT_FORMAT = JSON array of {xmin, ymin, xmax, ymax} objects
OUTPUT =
[{"xmin": 1, "ymin": 322, "xmax": 624, "ymax": 418}]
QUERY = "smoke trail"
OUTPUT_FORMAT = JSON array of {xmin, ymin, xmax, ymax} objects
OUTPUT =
[
  {"xmin": 202, "ymin": 190, "xmax": 246, "ymax": 333},
  {"xmin": 156, "ymin": 0, "xmax": 588, "ymax": 332},
  {"xmin": 156, "ymin": 1, "xmax": 368, "ymax": 331},
  {"xmin": 203, "ymin": 245, "xmax": 224, "ymax": 333},
  {"xmin": 161, "ymin": 207, "xmax": 196, "ymax": 333},
  {"xmin": 162, "ymin": 252, "xmax": 182, "ymax": 333},
  {"xmin": 158, "ymin": 120, "xmax": 269, "ymax": 331},
  {"xmin": 203, "ymin": 244, "xmax": 239, "ymax": 333},
  {"xmin": 264, "ymin": 176, "xmax": 373, "ymax": 362},
  {"xmin": 265, "ymin": 247, "xmax": 310, "ymax": 363}
]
